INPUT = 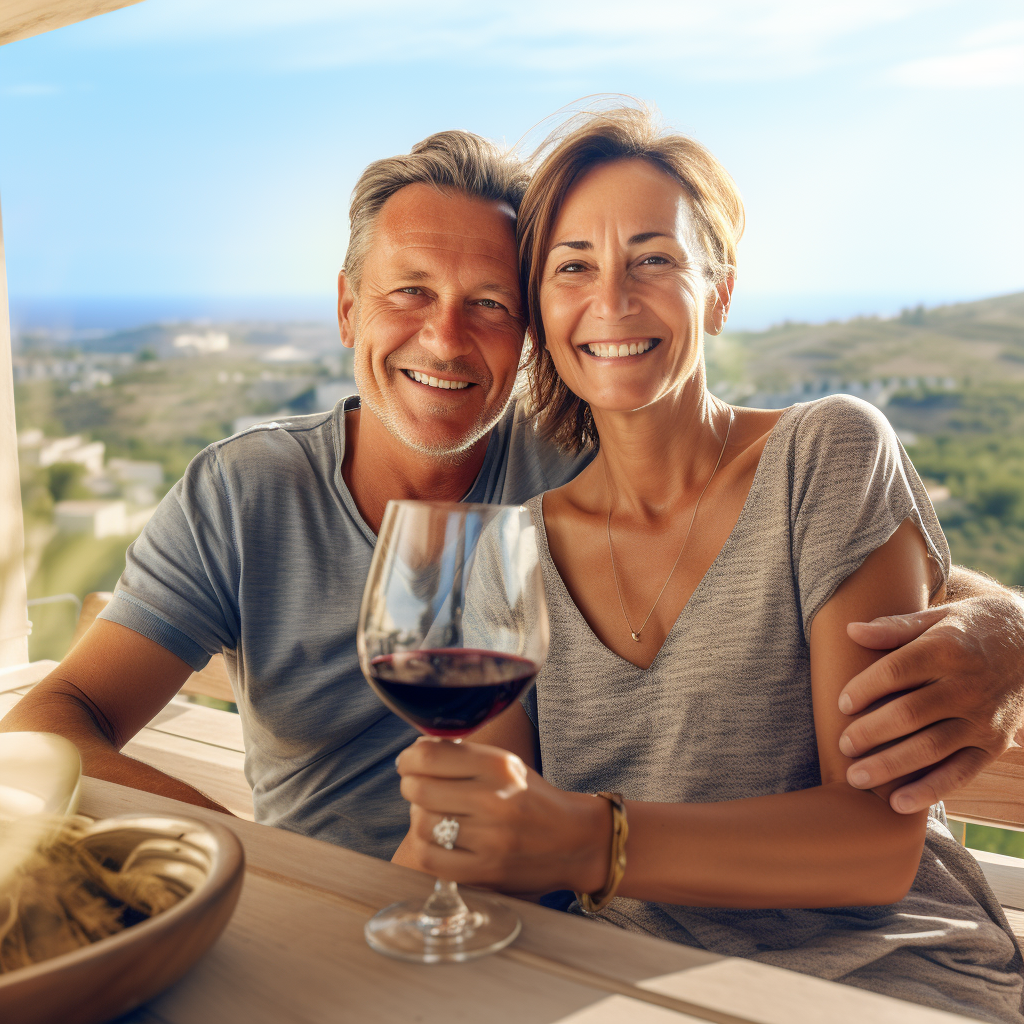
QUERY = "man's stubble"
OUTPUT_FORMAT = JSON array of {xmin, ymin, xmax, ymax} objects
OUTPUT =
[{"xmin": 350, "ymin": 314, "xmax": 517, "ymax": 467}]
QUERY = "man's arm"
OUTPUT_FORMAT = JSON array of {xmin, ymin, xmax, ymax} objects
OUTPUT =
[
  {"xmin": 0, "ymin": 619, "xmax": 233, "ymax": 812},
  {"xmin": 838, "ymin": 565, "xmax": 1024, "ymax": 813}
]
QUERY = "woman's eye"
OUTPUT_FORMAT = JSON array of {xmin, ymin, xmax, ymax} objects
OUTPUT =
[
  {"xmin": 557, "ymin": 261, "xmax": 587, "ymax": 274},
  {"xmin": 639, "ymin": 255, "xmax": 670, "ymax": 266}
]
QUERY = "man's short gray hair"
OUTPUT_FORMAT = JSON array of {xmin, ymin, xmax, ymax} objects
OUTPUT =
[{"xmin": 343, "ymin": 130, "xmax": 530, "ymax": 289}]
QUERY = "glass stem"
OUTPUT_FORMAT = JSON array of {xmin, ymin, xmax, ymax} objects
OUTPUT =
[{"xmin": 418, "ymin": 878, "xmax": 471, "ymax": 938}]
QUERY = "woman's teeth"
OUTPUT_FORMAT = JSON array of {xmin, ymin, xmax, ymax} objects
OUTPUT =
[
  {"xmin": 586, "ymin": 339, "xmax": 656, "ymax": 358},
  {"xmin": 407, "ymin": 370, "xmax": 470, "ymax": 390}
]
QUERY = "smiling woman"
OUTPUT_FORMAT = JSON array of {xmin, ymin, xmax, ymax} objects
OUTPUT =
[
  {"xmin": 393, "ymin": 108, "xmax": 1024, "ymax": 1023},
  {"xmin": 519, "ymin": 111, "xmax": 743, "ymax": 453}
]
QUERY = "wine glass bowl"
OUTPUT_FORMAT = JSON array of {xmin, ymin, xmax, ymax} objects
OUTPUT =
[{"xmin": 357, "ymin": 500, "xmax": 548, "ymax": 963}]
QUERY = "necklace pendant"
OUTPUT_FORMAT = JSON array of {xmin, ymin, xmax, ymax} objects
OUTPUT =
[{"xmin": 631, "ymin": 631, "xmax": 641, "ymax": 642}]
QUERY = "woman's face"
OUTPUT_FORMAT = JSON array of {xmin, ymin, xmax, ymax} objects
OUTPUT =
[{"xmin": 538, "ymin": 157, "xmax": 721, "ymax": 418}]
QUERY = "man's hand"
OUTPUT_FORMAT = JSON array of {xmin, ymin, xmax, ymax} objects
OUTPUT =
[{"xmin": 838, "ymin": 592, "xmax": 1024, "ymax": 814}]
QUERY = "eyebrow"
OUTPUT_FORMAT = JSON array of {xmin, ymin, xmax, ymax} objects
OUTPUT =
[{"xmin": 549, "ymin": 231, "xmax": 673, "ymax": 253}]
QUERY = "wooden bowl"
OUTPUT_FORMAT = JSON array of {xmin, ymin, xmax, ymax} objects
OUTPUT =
[{"xmin": 0, "ymin": 814, "xmax": 245, "ymax": 1024}]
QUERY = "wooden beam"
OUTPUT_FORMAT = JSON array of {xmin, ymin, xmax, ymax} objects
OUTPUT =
[
  {"xmin": 969, "ymin": 849, "xmax": 1024, "ymax": 912},
  {"xmin": 0, "ymin": 0, "xmax": 144, "ymax": 47},
  {"xmin": 945, "ymin": 746, "xmax": 1024, "ymax": 832}
]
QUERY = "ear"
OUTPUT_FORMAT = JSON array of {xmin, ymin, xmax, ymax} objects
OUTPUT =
[
  {"xmin": 338, "ymin": 270, "xmax": 357, "ymax": 349},
  {"xmin": 705, "ymin": 275, "xmax": 735, "ymax": 336}
]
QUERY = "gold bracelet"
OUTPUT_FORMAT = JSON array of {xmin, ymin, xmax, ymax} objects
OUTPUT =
[{"xmin": 575, "ymin": 791, "xmax": 628, "ymax": 914}]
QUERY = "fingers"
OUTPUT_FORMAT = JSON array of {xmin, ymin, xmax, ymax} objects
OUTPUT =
[
  {"xmin": 886, "ymin": 747, "xmax": 993, "ymax": 814},
  {"xmin": 397, "ymin": 737, "xmax": 526, "ymax": 784},
  {"xmin": 846, "ymin": 606, "xmax": 949, "ymax": 651},
  {"xmin": 840, "ymin": 683, "xmax": 953, "ymax": 757},
  {"xmin": 404, "ymin": 816, "xmax": 478, "ymax": 881},
  {"xmin": 396, "ymin": 737, "xmax": 474, "ymax": 778},
  {"xmin": 838, "ymin": 641, "xmax": 941, "ymax": 716},
  {"xmin": 399, "ymin": 774, "xmax": 478, "ymax": 815},
  {"xmin": 403, "ymin": 806, "xmax": 507, "ymax": 886},
  {"xmin": 410, "ymin": 807, "xmax": 472, "ymax": 850},
  {"xmin": 844, "ymin": 719, "xmax": 970, "ymax": 789}
]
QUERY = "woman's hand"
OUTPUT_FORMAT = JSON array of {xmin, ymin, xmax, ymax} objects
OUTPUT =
[
  {"xmin": 394, "ymin": 737, "xmax": 610, "ymax": 896},
  {"xmin": 839, "ymin": 589, "xmax": 1024, "ymax": 813}
]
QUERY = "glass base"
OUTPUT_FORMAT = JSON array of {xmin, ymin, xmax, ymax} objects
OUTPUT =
[{"xmin": 364, "ymin": 891, "xmax": 522, "ymax": 963}]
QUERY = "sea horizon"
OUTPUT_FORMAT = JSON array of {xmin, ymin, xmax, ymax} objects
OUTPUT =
[{"xmin": 8, "ymin": 287, "xmax": 1020, "ymax": 340}]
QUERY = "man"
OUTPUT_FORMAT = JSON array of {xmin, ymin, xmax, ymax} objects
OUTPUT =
[{"xmin": 3, "ymin": 131, "xmax": 1022, "ymax": 859}]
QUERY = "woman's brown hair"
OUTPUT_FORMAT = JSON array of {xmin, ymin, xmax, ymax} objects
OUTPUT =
[{"xmin": 518, "ymin": 106, "xmax": 745, "ymax": 453}]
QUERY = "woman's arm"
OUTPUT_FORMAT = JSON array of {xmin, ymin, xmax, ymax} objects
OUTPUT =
[{"xmin": 396, "ymin": 520, "xmax": 933, "ymax": 906}]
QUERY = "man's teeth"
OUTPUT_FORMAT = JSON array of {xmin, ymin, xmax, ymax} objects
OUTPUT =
[
  {"xmin": 408, "ymin": 370, "xmax": 470, "ymax": 390},
  {"xmin": 586, "ymin": 339, "xmax": 656, "ymax": 358}
]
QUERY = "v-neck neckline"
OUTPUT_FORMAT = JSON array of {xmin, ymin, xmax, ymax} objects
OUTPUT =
[{"xmin": 532, "ymin": 406, "xmax": 795, "ymax": 673}]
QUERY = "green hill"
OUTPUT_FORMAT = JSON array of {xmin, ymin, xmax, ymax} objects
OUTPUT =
[
  {"xmin": 708, "ymin": 291, "xmax": 1024, "ymax": 393},
  {"xmin": 704, "ymin": 292, "xmax": 1024, "ymax": 587}
]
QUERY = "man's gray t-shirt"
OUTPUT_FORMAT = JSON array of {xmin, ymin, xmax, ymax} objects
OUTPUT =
[{"xmin": 101, "ymin": 395, "xmax": 588, "ymax": 859}]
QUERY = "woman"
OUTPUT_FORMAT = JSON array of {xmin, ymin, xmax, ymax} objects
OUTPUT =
[{"xmin": 393, "ymin": 108, "xmax": 1024, "ymax": 1021}]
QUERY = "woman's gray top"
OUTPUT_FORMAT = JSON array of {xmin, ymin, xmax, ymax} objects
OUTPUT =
[{"xmin": 523, "ymin": 395, "xmax": 1023, "ymax": 1023}]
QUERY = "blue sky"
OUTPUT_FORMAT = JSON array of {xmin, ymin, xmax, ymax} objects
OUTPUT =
[{"xmin": 1, "ymin": 0, "xmax": 1022, "ymax": 330}]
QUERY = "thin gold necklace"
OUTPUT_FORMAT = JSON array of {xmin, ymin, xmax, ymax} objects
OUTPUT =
[{"xmin": 607, "ymin": 406, "xmax": 735, "ymax": 643}]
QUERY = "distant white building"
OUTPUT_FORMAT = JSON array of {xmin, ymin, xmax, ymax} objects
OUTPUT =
[
  {"xmin": 18, "ymin": 433, "xmax": 105, "ymax": 475},
  {"xmin": 107, "ymin": 458, "xmax": 164, "ymax": 505},
  {"xmin": 174, "ymin": 331, "xmax": 229, "ymax": 354},
  {"xmin": 54, "ymin": 500, "xmax": 127, "ymax": 538},
  {"xmin": 262, "ymin": 344, "xmax": 312, "ymax": 363},
  {"xmin": 126, "ymin": 505, "xmax": 158, "ymax": 534},
  {"xmin": 107, "ymin": 458, "xmax": 163, "ymax": 487},
  {"xmin": 69, "ymin": 369, "xmax": 113, "ymax": 392},
  {"xmin": 17, "ymin": 428, "xmax": 43, "ymax": 448}
]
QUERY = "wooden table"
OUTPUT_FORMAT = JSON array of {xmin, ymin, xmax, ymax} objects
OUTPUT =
[
  {"xmin": 0, "ymin": 663, "xmax": 977, "ymax": 1022},
  {"xmin": 66, "ymin": 780, "xmax": 977, "ymax": 1024}
]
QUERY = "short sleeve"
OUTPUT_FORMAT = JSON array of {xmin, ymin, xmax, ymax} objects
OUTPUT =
[
  {"xmin": 99, "ymin": 447, "xmax": 241, "ymax": 670},
  {"xmin": 790, "ymin": 395, "xmax": 950, "ymax": 639}
]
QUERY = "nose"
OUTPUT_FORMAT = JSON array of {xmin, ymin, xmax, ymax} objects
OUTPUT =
[
  {"xmin": 417, "ymin": 298, "xmax": 475, "ymax": 361},
  {"xmin": 592, "ymin": 270, "xmax": 638, "ymax": 322}
]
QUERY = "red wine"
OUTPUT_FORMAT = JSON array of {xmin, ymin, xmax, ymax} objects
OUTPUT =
[{"xmin": 368, "ymin": 649, "xmax": 538, "ymax": 737}]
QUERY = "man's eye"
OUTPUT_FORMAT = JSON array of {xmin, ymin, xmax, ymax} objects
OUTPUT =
[
  {"xmin": 476, "ymin": 299, "xmax": 505, "ymax": 310},
  {"xmin": 398, "ymin": 287, "xmax": 421, "ymax": 295}
]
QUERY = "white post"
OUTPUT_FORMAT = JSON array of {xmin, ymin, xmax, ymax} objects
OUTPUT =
[{"xmin": 0, "ymin": 194, "xmax": 30, "ymax": 667}]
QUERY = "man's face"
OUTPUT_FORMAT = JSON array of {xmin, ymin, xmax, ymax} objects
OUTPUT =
[{"xmin": 339, "ymin": 184, "xmax": 524, "ymax": 461}]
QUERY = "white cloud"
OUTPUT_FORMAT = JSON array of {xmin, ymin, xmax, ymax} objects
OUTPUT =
[
  {"xmin": 80, "ymin": 0, "xmax": 944, "ymax": 81},
  {"xmin": 888, "ymin": 44, "xmax": 1024, "ymax": 87},
  {"xmin": 1, "ymin": 84, "xmax": 61, "ymax": 96},
  {"xmin": 963, "ymin": 18, "xmax": 1024, "ymax": 48}
]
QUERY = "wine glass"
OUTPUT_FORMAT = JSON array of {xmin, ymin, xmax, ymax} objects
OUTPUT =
[{"xmin": 357, "ymin": 500, "xmax": 548, "ymax": 963}]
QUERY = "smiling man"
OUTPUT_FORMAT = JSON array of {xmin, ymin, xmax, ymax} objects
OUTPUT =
[
  {"xmin": 4, "ymin": 130, "xmax": 1024, "ymax": 860},
  {"xmin": 0, "ymin": 133, "xmax": 587, "ymax": 858},
  {"xmin": 335, "ymin": 176, "xmax": 542, "ymax": 533}
]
